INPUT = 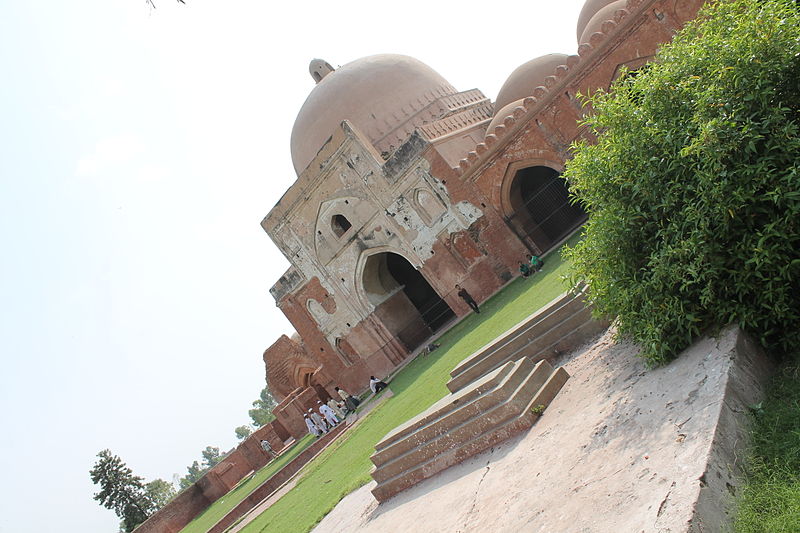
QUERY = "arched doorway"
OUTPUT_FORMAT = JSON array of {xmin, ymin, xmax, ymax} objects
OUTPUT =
[
  {"xmin": 507, "ymin": 166, "xmax": 586, "ymax": 252},
  {"xmin": 297, "ymin": 368, "xmax": 332, "ymax": 402},
  {"xmin": 361, "ymin": 252, "xmax": 455, "ymax": 351}
]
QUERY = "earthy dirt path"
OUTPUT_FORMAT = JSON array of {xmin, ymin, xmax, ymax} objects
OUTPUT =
[{"xmin": 313, "ymin": 327, "xmax": 764, "ymax": 533}]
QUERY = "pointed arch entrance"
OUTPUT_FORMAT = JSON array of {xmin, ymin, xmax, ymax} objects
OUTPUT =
[
  {"xmin": 504, "ymin": 164, "xmax": 586, "ymax": 253},
  {"xmin": 361, "ymin": 251, "xmax": 454, "ymax": 351}
]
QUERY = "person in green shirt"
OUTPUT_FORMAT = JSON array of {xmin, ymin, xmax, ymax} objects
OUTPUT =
[{"xmin": 527, "ymin": 253, "xmax": 544, "ymax": 272}]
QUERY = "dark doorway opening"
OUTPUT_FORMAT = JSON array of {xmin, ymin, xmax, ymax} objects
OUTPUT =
[
  {"xmin": 362, "ymin": 252, "xmax": 455, "ymax": 350},
  {"xmin": 508, "ymin": 166, "xmax": 586, "ymax": 252}
]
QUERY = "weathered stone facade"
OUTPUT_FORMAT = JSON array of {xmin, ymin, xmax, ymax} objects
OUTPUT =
[
  {"xmin": 135, "ymin": 2, "xmax": 710, "ymax": 531},
  {"xmin": 262, "ymin": 0, "xmax": 706, "ymax": 436}
]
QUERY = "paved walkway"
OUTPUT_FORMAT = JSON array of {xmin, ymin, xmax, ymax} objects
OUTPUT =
[{"xmin": 313, "ymin": 327, "xmax": 760, "ymax": 533}]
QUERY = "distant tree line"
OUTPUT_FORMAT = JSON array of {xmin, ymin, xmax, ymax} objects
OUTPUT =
[
  {"xmin": 89, "ymin": 450, "xmax": 176, "ymax": 533},
  {"xmin": 90, "ymin": 386, "xmax": 277, "ymax": 529}
]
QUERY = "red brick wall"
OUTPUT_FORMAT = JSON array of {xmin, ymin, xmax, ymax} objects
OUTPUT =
[
  {"xmin": 134, "ymin": 484, "xmax": 211, "ymax": 533},
  {"xmin": 206, "ymin": 424, "xmax": 347, "ymax": 533},
  {"xmin": 263, "ymin": 334, "xmax": 318, "ymax": 401},
  {"xmin": 461, "ymin": 0, "xmax": 707, "ymax": 251},
  {"xmin": 135, "ymin": 421, "xmax": 345, "ymax": 533}
]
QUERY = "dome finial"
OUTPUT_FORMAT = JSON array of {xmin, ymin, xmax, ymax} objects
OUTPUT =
[{"xmin": 309, "ymin": 59, "xmax": 334, "ymax": 84}]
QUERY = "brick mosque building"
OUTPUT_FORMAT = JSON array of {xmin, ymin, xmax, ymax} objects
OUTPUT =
[
  {"xmin": 135, "ymin": 1, "xmax": 715, "ymax": 530},
  {"xmin": 260, "ymin": 0, "xmax": 706, "ymax": 441}
]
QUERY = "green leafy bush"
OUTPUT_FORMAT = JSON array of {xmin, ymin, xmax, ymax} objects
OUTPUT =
[{"xmin": 564, "ymin": 0, "xmax": 800, "ymax": 364}]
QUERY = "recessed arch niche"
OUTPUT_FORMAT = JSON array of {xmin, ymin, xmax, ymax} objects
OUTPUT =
[
  {"xmin": 358, "ymin": 250, "xmax": 454, "ymax": 350},
  {"xmin": 501, "ymin": 160, "xmax": 586, "ymax": 253}
]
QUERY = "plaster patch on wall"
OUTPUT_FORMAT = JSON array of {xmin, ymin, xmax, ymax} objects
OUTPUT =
[
  {"xmin": 455, "ymin": 201, "xmax": 483, "ymax": 225},
  {"xmin": 307, "ymin": 298, "xmax": 331, "ymax": 327},
  {"xmin": 265, "ymin": 123, "xmax": 488, "ymax": 352}
]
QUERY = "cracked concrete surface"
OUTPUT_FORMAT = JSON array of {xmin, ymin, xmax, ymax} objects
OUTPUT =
[{"xmin": 312, "ymin": 326, "xmax": 772, "ymax": 533}]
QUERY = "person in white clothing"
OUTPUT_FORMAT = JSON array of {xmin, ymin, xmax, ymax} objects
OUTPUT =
[
  {"xmin": 260, "ymin": 439, "xmax": 274, "ymax": 456},
  {"xmin": 369, "ymin": 376, "xmax": 388, "ymax": 394},
  {"xmin": 304, "ymin": 414, "xmax": 321, "ymax": 437},
  {"xmin": 308, "ymin": 408, "xmax": 328, "ymax": 433},
  {"xmin": 318, "ymin": 401, "xmax": 339, "ymax": 427},
  {"xmin": 326, "ymin": 397, "xmax": 346, "ymax": 419}
]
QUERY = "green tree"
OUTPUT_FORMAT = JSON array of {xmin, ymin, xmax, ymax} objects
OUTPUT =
[
  {"xmin": 179, "ymin": 460, "xmax": 205, "ymax": 490},
  {"xmin": 144, "ymin": 479, "xmax": 176, "ymax": 509},
  {"xmin": 89, "ymin": 450, "xmax": 153, "ymax": 533},
  {"xmin": 201, "ymin": 445, "xmax": 222, "ymax": 468},
  {"xmin": 565, "ymin": 0, "xmax": 800, "ymax": 364},
  {"xmin": 235, "ymin": 425, "xmax": 253, "ymax": 441},
  {"xmin": 178, "ymin": 446, "xmax": 227, "ymax": 489},
  {"xmin": 248, "ymin": 386, "xmax": 277, "ymax": 427}
]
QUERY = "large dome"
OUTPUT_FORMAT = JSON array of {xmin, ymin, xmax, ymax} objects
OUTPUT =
[
  {"xmin": 290, "ymin": 54, "xmax": 456, "ymax": 175},
  {"xmin": 576, "ymin": 0, "xmax": 619, "ymax": 42},
  {"xmin": 494, "ymin": 54, "xmax": 569, "ymax": 112}
]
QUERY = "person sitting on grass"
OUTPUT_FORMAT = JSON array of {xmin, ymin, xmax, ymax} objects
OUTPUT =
[
  {"xmin": 369, "ymin": 376, "xmax": 388, "ymax": 394},
  {"xmin": 519, "ymin": 261, "xmax": 532, "ymax": 278},
  {"xmin": 527, "ymin": 253, "xmax": 544, "ymax": 272}
]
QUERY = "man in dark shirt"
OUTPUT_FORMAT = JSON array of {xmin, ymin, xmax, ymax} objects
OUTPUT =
[{"xmin": 455, "ymin": 284, "xmax": 480, "ymax": 313}]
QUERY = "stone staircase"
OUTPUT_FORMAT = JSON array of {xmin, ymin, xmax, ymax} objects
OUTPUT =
[
  {"xmin": 447, "ymin": 285, "xmax": 607, "ymax": 393},
  {"xmin": 369, "ymin": 286, "xmax": 609, "ymax": 503},
  {"xmin": 371, "ymin": 358, "xmax": 568, "ymax": 502}
]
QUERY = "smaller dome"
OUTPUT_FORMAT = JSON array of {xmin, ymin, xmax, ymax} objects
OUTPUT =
[
  {"xmin": 578, "ymin": 0, "xmax": 626, "ymax": 45},
  {"xmin": 486, "ymin": 99, "xmax": 526, "ymax": 134},
  {"xmin": 494, "ymin": 54, "xmax": 568, "ymax": 112},
  {"xmin": 576, "ymin": 0, "xmax": 618, "ymax": 42}
]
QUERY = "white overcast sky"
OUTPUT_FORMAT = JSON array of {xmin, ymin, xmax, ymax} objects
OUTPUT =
[{"xmin": 0, "ymin": 1, "xmax": 585, "ymax": 531}]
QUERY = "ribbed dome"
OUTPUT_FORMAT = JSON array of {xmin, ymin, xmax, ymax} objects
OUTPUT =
[
  {"xmin": 486, "ymin": 99, "xmax": 526, "ymax": 134},
  {"xmin": 290, "ymin": 54, "xmax": 456, "ymax": 175},
  {"xmin": 494, "ymin": 54, "xmax": 569, "ymax": 112},
  {"xmin": 579, "ymin": 0, "xmax": 627, "ymax": 45},
  {"xmin": 576, "ymin": 0, "xmax": 618, "ymax": 41}
]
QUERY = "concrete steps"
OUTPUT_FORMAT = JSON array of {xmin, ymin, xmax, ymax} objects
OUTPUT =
[
  {"xmin": 447, "ymin": 286, "xmax": 608, "ymax": 393},
  {"xmin": 369, "ymin": 285, "xmax": 606, "ymax": 503},
  {"xmin": 370, "ymin": 359, "xmax": 569, "ymax": 502}
]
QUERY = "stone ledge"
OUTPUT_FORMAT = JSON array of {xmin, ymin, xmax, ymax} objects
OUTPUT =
[
  {"xmin": 370, "ymin": 358, "xmax": 569, "ymax": 502},
  {"xmin": 313, "ymin": 325, "xmax": 775, "ymax": 532},
  {"xmin": 447, "ymin": 286, "xmax": 608, "ymax": 393}
]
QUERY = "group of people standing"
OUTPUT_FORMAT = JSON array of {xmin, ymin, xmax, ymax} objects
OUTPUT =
[
  {"xmin": 519, "ymin": 253, "xmax": 544, "ymax": 279},
  {"xmin": 303, "ymin": 386, "xmax": 361, "ymax": 437}
]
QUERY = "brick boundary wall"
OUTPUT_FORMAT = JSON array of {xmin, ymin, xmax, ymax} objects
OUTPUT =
[
  {"xmin": 207, "ymin": 423, "xmax": 347, "ymax": 533},
  {"xmin": 135, "ymin": 421, "xmax": 292, "ymax": 533}
]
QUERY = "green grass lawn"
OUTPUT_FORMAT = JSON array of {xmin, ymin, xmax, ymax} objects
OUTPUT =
[
  {"xmin": 238, "ymin": 235, "xmax": 579, "ymax": 533},
  {"xmin": 179, "ymin": 435, "xmax": 316, "ymax": 533},
  {"xmin": 734, "ymin": 363, "xmax": 800, "ymax": 533}
]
